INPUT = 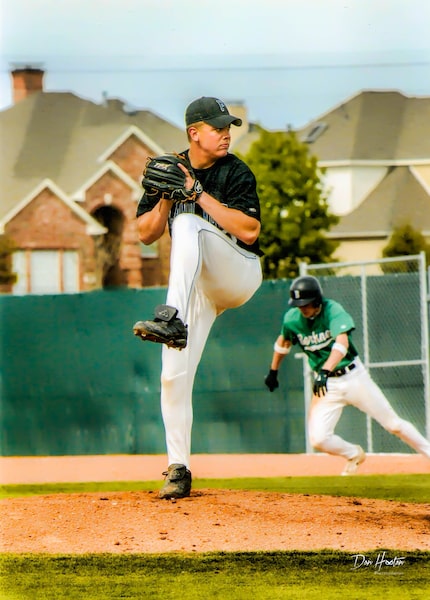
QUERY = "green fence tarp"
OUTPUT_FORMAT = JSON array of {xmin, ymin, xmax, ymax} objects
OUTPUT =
[{"xmin": 0, "ymin": 276, "xmax": 426, "ymax": 456}]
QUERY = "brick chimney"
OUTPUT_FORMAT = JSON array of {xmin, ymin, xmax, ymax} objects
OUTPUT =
[{"xmin": 11, "ymin": 66, "xmax": 45, "ymax": 103}]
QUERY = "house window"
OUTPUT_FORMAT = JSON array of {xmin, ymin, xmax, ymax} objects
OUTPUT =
[
  {"xmin": 12, "ymin": 250, "xmax": 79, "ymax": 295},
  {"xmin": 302, "ymin": 122, "xmax": 327, "ymax": 143},
  {"xmin": 62, "ymin": 251, "xmax": 79, "ymax": 293}
]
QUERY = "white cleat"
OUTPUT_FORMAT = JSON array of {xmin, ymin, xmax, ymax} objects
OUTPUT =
[{"xmin": 341, "ymin": 445, "xmax": 366, "ymax": 476}]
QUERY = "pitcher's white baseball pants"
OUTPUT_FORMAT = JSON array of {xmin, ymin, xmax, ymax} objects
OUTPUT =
[
  {"xmin": 308, "ymin": 358, "xmax": 430, "ymax": 459},
  {"xmin": 160, "ymin": 213, "xmax": 262, "ymax": 468}
]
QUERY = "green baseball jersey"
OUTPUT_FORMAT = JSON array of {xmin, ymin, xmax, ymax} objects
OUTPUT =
[{"xmin": 281, "ymin": 298, "xmax": 359, "ymax": 372}]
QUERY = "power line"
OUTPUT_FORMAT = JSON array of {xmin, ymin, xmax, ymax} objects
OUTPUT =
[{"xmin": 2, "ymin": 61, "xmax": 430, "ymax": 75}]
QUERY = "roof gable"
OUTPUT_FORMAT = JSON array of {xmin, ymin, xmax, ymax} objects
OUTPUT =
[
  {"xmin": 71, "ymin": 160, "xmax": 141, "ymax": 201},
  {"xmin": 329, "ymin": 166, "xmax": 430, "ymax": 237},
  {"xmin": 0, "ymin": 179, "xmax": 107, "ymax": 235},
  {"xmin": 97, "ymin": 125, "xmax": 165, "ymax": 162}
]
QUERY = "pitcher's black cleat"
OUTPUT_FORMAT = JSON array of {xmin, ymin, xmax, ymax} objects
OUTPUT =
[
  {"xmin": 133, "ymin": 304, "xmax": 188, "ymax": 349},
  {"xmin": 158, "ymin": 464, "xmax": 192, "ymax": 499}
]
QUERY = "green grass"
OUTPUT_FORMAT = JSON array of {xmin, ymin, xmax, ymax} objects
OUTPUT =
[
  {"xmin": 1, "ymin": 473, "xmax": 430, "ymax": 503},
  {"xmin": 1, "ymin": 551, "xmax": 429, "ymax": 599}
]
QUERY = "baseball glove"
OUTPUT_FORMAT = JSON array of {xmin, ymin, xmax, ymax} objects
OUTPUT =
[{"xmin": 141, "ymin": 153, "xmax": 196, "ymax": 202}]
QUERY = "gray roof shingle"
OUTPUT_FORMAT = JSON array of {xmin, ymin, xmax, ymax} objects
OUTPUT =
[{"xmin": 298, "ymin": 90, "xmax": 430, "ymax": 162}]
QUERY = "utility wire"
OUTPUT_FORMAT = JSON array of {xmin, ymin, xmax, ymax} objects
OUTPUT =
[{"xmin": 3, "ymin": 61, "xmax": 430, "ymax": 75}]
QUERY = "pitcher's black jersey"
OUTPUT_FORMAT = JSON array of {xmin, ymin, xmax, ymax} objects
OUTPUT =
[{"xmin": 136, "ymin": 151, "xmax": 262, "ymax": 256}]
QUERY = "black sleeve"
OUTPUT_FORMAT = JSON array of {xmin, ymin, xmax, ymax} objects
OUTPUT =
[
  {"xmin": 136, "ymin": 192, "xmax": 160, "ymax": 218},
  {"xmin": 224, "ymin": 161, "xmax": 261, "ymax": 221}
]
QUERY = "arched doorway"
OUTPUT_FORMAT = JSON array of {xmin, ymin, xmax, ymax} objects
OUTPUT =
[{"xmin": 92, "ymin": 206, "xmax": 126, "ymax": 288}]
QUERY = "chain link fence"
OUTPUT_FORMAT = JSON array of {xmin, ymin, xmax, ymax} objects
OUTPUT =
[{"xmin": 299, "ymin": 252, "xmax": 430, "ymax": 454}]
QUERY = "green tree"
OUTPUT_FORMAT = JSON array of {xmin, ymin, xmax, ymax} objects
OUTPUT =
[
  {"xmin": 0, "ymin": 234, "xmax": 17, "ymax": 288},
  {"xmin": 239, "ymin": 128, "xmax": 339, "ymax": 279},
  {"xmin": 382, "ymin": 223, "xmax": 430, "ymax": 273}
]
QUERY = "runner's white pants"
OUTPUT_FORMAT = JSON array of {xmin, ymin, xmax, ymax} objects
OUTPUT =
[
  {"xmin": 160, "ymin": 213, "xmax": 262, "ymax": 468},
  {"xmin": 308, "ymin": 357, "xmax": 430, "ymax": 459}
]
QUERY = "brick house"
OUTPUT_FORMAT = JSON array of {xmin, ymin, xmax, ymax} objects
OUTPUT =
[{"xmin": 0, "ymin": 67, "xmax": 189, "ymax": 294}]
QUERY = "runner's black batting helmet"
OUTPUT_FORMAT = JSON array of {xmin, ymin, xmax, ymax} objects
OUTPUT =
[{"xmin": 289, "ymin": 276, "xmax": 323, "ymax": 307}]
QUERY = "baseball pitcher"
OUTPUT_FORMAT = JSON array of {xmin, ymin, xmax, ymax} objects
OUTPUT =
[{"xmin": 134, "ymin": 97, "xmax": 263, "ymax": 498}]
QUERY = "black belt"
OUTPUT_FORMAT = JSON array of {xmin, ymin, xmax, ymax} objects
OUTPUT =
[{"xmin": 328, "ymin": 363, "xmax": 356, "ymax": 377}]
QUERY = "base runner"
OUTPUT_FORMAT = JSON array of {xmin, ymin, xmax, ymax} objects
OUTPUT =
[{"xmin": 265, "ymin": 275, "xmax": 430, "ymax": 475}]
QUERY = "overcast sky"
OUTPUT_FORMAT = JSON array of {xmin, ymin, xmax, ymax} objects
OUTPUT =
[{"xmin": 1, "ymin": 0, "xmax": 429, "ymax": 129}]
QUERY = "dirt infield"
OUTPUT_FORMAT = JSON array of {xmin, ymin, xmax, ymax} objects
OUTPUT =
[{"xmin": 1, "ymin": 453, "xmax": 429, "ymax": 554}]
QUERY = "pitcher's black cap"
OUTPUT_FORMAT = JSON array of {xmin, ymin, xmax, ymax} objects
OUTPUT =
[{"xmin": 185, "ymin": 97, "xmax": 242, "ymax": 128}]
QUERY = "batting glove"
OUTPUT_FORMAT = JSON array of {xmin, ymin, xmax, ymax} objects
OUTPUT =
[
  {"xmin": 265, "ymin": 369, "xmax": 279, "ymax": 392},
  {"xmin": 313, "ymin": 369, "xmax": 331, "ymax": 397}
]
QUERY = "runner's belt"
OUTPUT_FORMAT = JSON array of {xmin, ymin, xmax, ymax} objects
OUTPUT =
[{"xmin": 328, "ymin": 362, "xmax": 356, "ymax": 377}]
